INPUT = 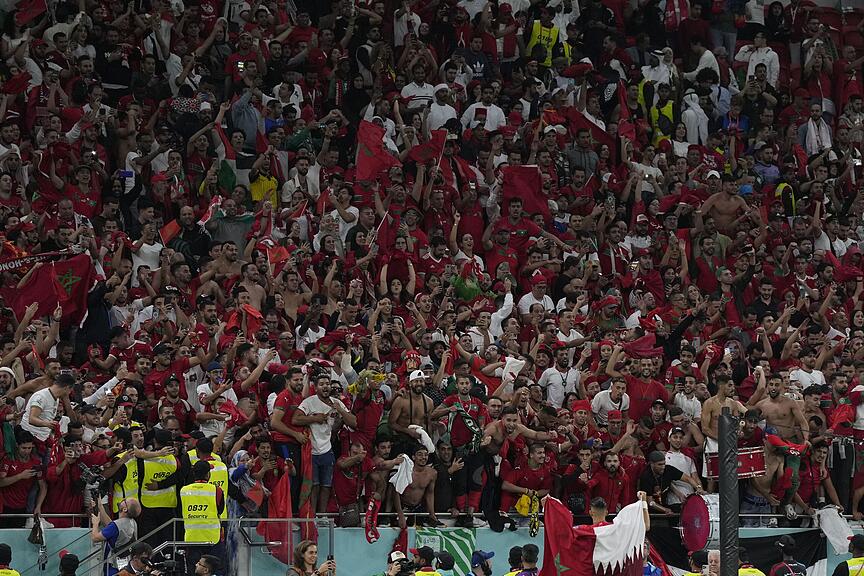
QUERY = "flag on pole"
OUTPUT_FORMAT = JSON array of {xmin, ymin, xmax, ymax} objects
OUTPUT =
[
  {"xmin": 159, "ymin": 219, "xmax": 181, "ymax": 245},
  {"xmin": 617, "ymin": 81, "xmax": 636, "ymax": 143},
  {"xmin": 566, "ymin": 107, "xmax": 616, "ymax": 151},
  {"xmin": 415, "ymin": 528, "xmax": 476, "ymax": 576},
  {"xmin": 356, "ymin": 120, "xmax": 401, "ymax": 181},
  {"xmin": 501, "ymin": 165, "xmax": 550, "ymax": 221},
  {"xmin": 407, "ymin": 129, "xmax": 447, "ymax": 163},
  {"xmin": 539, "ymin": 497, "xmax": 646, "ymax": 576},
  {"xmin": 7, "ymin": 255, "xmax": 96, "ymax": 325},
  {"xmin": 198, "ymin": 196, "xmax": 223, "ymax": 226}
]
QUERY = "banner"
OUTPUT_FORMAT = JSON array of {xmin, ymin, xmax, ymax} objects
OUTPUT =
[
  {"xmin": 415, "ymin": 528, "xmax": 476, "ymax": 576},
  {"xmin": 0, "ymin": 251, "xmax": 66, "ymax": 273}
]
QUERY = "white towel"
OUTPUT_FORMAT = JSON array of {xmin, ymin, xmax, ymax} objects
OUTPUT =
[
  {"xmin": 409, "ymin": 425, "xmax": 435, "ymax": 454},
  {"xmin": 816, "ymin": 507, "xmax": 853, "ymax": 554},
  {"xmin": 390, "ymin": 454, "xmax": 415, "ymax": 495}
]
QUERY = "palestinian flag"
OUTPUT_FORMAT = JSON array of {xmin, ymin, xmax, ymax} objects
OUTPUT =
[{"xmin": 415, "ymin": 528, "xmax": 476, "ymax": 576}]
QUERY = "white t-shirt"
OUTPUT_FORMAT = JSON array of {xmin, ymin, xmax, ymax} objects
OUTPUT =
[
  {"xmin": 21, "ymin": 388, "xmax": 61, "ymax": 441},
  {"xmin": 196, "ymin": 382, "xmax": 238, "ymax": 409},
  {"xmin": 665, "ymin": 451, "xmax": 698, "ymax": 505},
  {"xmin": 401, "ymin": 82, "xmax": 435, "ymax": 109},
  {"xmin": 295, "ymin": 324, "xmax": 326, "ymax": 351},
  {"xmin": 131, "ymin": 241, "xmax": 163, "ymax": 286},
  {"xmin": 674, "ymin": 392, "xmax": 702, "ymax": 422},
  {"xmin": 591, "ymin": 389, "xmax": 630, "ymax": 425},
  {"xmin": 330, "ymin": 207, "xmax": 359, "ymax": 244},
  {"xmin": 538, "ymin": 366, "xmax": 581, "ymax": 408},
  {"xmin": 298, "ymin": 395, "xmax": 348, "ymax": 455},
  {"xmin": 517, "ymin": 292, "xmax": 555, "ymax": 315},
  {"xmin": 789, "ymin": 368, "xmax": 826, "ymax": 389}
]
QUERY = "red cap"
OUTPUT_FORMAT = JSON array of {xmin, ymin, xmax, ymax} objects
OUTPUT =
[{"xmin": 607, "ymin": 410, "xmax": 623, "ymax": 420}]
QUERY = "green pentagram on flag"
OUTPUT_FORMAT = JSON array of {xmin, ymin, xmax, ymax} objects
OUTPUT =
[
  {"xmin": 555, "ymin": 553, "xmax": 572, "ymax": 576},
  {"xmin": 56, "ymin": 268, "xmax": 82, "ymax": 295}
]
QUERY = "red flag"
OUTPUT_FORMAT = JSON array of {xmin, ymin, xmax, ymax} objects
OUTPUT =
[
  {"xmin": 224, "ymin": 304, "xmax": 264, "ymax": 334},
  {"xmin": 256, "ymin": 472, "xmax": 293, "ymax": 564},
  {"xmin": 539, "ymin": 497, "xmax": 646, "ymax": 576},
  {"xmin": 286, "ymin": 200, "xmax": 308, "ymax": 219},
  {"xmin": 407, "ymin": 129, "xmax": 447, "ymax": 164},
  {"xmin": 15, "ymin": 0, "xmax": 47, "ymax": 26},
  {"xmin": 298, "ymin": 436, "xmax": 318, "ymax": 543},
  {"xmin": 356, "ymin": 120, "xmax": 401, "ymax": 181},
  {"xmin": 375, "ymin": 211, "xmax": 401, "ymax": 252},
  {"xmin": 501, "ymin": 165, "xmax": 550, "ymax": 221},
  {"xmin": 1, "ymin": 71, "xmax": 32, "ymax": 94},
  {"xmin": 11, "ymin": 255, "xmax": 95, "ymax": 324},
  {"xmin": 618, "ymin": 82, "xmax": 636, "ymax": 142},
  {"xmin": 159, "ymin": 220, "xmax": 181, "ymax": 245},
  {"xmin": 316, "ymin": 188, "xmax": 331, "ymax": 216},
  {"xmin": 197, "ymin": 195, "xmax": 222, "ymax": 225},
  {"xmin": 566, "ymin": 107, "xmax": 615, "ymax": 151}
]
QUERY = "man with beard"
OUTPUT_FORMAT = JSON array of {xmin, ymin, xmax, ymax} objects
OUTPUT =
[
  {"xmin": 270, "ymin": 367, "xmax": 308, "ymax": 509},
  {"xmin": 168, "ymin": 205, "xmax": 211, "ymax": 272},
  {"xmin": 500, "ymin": 442, "xmax": 553, "ymax": 518},
  {"xmin": 389, "ymin": 371, "xmax": 435, "ymax": 455},
  {"xmin": 586, "ymin": 451, "xmax": 633, "ymax": 514},
  {"xmin": 790, "ymin": 347, "xmax": 827, "ymax": 390},
  {"xmin": 293, "ymin": 374, "xmax": 357, "ymax": 515},
  {"xmin": 430, "ymin": 374, "xmax": 490, "ymax": 527},
  {"xmin": 482, "ymin": 406, "xmax": 556, "ymax": 473},
  {"xmin": 538, "ymin": 344, "xmax": 581, "ymax": 409},
  {"xmin": 606, "ymin": 347, "xmax": 668, "ymax": 421},
  {"xmin": 638, "ymin": 450, "xmax": 703, "ymax": 514},
  {"xmin": 701, "ymin": 374, "xmax": 747, "ymax": 488},
  {"xmin": 664, "ymin": 426, "xmax": 700, "ymax": 508},
  {"xmin": 749, "ymin": 374, "xmax": 810, "ymax": 443}
]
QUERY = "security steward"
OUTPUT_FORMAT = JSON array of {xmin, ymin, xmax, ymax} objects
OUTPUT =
[
  {"xmin": 181, "ymin": 460, "xmax": 226, "ymax": 569},
  {"xmin": 831, "ymin": 534, "xmax": 864, "ymax": 576},
  {"xmin": 138, "ymin": 429, "xmax": 186, "ymax": 546},
  {"xmin": 739, "ymin": 549, "xmax": 767, "ymax": 576},
  {"xmin": 188, "ymin": 438, "xmax": 228, "ymax": 494},
  {"xmin": 0, "ymin": 543, "xmax": 21, "ymax": 576}
]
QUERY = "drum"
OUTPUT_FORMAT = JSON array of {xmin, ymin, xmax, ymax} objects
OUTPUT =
[
  {"xmin": 705, "ymin": 447, "xmax": 766, "ymax": 479},
  {"xmin": 680, "ymin": 494, "xmax": 719, "ymax": 552}
]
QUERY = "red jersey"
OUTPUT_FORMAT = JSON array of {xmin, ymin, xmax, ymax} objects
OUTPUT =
[
  {"xmin": 504, "ymin": 462, "xmax": 554, "ymax": 492},
  {"xmin": 587, "ymin": 467, "xmax": 630, "ymax": 513},
  {"xmin": 332, "ymin": 454, "xmax": 375, "ymax": 507},
  {"xmin": 144, "ymin": 357, "xmax": 192, "ymax": 401},
  {"xmin": 271, "ymin": 389, "xmax": 305, "ymax": 443},
  {"xmin": 0, "ymin": 456, "xmax": 42, "ymax": 508},
  {"xmin": 625, "ymin": 376, "xmax": 669, "ymax": 421},
  {"xmin": 441, "ymin": 395, "xmax": 489, "ymax": 448},
  {"xmin": 109, "ymin": 340, "xmax": 154, "ymax": 368},
  {"xmin": 350, "ymin": 389, "xmax": 386, "ymax": 446}
]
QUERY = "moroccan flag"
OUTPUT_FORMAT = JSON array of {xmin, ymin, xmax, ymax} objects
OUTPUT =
[
  {"xmin": 566, "ymin": 107, "xmax": 615, "ymax": 152},
  {"xmin": 407, "ymin": 129, "xmax": 447, "ymax": 164},
  {"xmin": 15, "ymin": 0, "xmax": 47, "ymax": 25},
  {"xmin": 1, "ymin": 71, "xmax": 32, "ymax": 94},
  {"xmin": 414, "ymin": 528, "xmax": 476, "ymax": 576},
  {"xmin": 256, "ymin": 472, "xmax": 293, "ymax": 564},
  {"xmin": 286, "ymin": 200, "xmax": 308, "ymax": 219},
  {"xmin": 618, "ymin": 81, "xmax": 636, "ymax": 142},
  {"xmin": 316, "ymin": 188, "xmax": 330, "ymax": 216},
  {"xmin": 539, "ymin": 497, "xmax": 646, "ymax": 576},
  {"xmin": 160, "ymin": 219, "xmax": 181, "ymax": 245},
  {"xmin": 501, "ymin": 165, "xmax": 550, "ymax": 221},
  {"xmin": 297, "ymin": 435, "xmax": 318, "ymax": 543},
  {"xmin": 356, "ymin": 120, "xmax": 400, "ymax": 181},
  {"xmin": 10, "ymin": 255, "xmax": 95, "ymax": 324},
  {"xmin": 224, "ymin": 304, "xmax": 264, "ymax": 334},
  {"xmin": 375, "ymin": 211, "xmax": 401, "ymax": 251}
]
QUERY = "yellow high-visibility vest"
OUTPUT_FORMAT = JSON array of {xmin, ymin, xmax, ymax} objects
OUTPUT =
[
  {"xmin": 180, "ymin": 482, "xmax": 221, "ymax": 544},
  {"xmin": 525, "ymin": 20, "xmax": 560, "ymax": 67},
  {"xmin": 0, "ymin": 568, "xmax": 23, "ymax": 576},
  {"xmin": 140, "ymin": 455, "xmax": 178, "ymax": 508},
  {"xmin": 189, "ymin": 452, "xmax": 228, "ymax": 493},
  {"xmin": 739, "ymin": 567, "xmax": 767, "ymax": 576},
  {"xmin": 112, "ymin": 452, "xmax": 139, "ymax": 513}
]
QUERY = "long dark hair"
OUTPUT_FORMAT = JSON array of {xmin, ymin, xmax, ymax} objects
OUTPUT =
[{"xmin": 291, "ymin": 540, "xmax": 317, "ymax": 574}]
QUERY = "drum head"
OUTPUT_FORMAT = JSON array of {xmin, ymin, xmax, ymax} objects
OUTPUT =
[{"xmin": 680, "ymin": 495, "xmax": 710, "ymax": 552}]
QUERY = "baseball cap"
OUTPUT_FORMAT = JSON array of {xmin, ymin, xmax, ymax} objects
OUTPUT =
[
  {"xmin": 706, "ymin": 170, "xmax": 721, "ymax": 179},
  {"xmin": 410, "ymin": 546, "xmax": 436, "ymax": 564},
  {"xmin": 850, "ymin": 534, "xmax": 864, "ymax": 550},
  {"xmin": 117, "ymin": 394, "xmax": 134, "ymax": 407},
  {"xmin": 777, "ymin": 535, "xmax": 796, "ymax": 549},
  {"xmin": 207, "ymin": 361, "xmax": 223, "ymax": 372},
  {"xmin": 636, "ymin": 214, "xmax": 649, "ymax": 223},
  {"xmin": 437, "ymin": 551, "xmax": 455, "ymax": 570},
  {"xmin": 152, "ymin": 342, "xmax": 173, "ymax": 356},
  {"xmin": 472, "ymin": 551, "xmax": 495, "ymax": 568},
  {"xmin": 668, "ymin": 426, "xmax": 685, "ymax": 438},
  {"xmin": 389, "ymin": 551, "xmax": 406, "ymax": 563},
  {"xmin": 409, "ymin": 370, "xmax": 425, "ymax": 381}
]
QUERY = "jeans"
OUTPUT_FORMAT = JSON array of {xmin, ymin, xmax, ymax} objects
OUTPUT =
[
  {"xmin": 741, "ymin": 494, "xmax": 772, "ymax": 527},
  {"xmin": 312, "ymin": 450, "xmax": 335, "ymax": 487}
]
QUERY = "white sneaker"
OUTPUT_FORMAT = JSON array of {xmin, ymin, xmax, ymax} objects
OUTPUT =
[
  {"xmin": 767, "ymin": 517, "xmax": 778, "ymax": 528},
  {"xmin": 471, "ymin": 517, "xmax": 488, "ymax": 528},
  {"xmin": 785, "ymin": 505, "xmax": 798, "ymax": 520}
]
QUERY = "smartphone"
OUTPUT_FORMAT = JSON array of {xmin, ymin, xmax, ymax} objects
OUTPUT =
[{"xmin": 119, "ymin": 170, "xmax": 134, "ymax": 178}]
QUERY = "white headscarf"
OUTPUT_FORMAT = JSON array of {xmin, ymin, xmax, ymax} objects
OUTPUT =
[{"xmin": 682, "ymin": 91, "xmax": 709, "ymax": 145}]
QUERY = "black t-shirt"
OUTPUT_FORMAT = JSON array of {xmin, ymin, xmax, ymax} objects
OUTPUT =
[
  {"xmin": 638, "ymin": 464, "xmax": 684, "ymax": 504},
  {"xmin": 769, "ymin": 561, "xmax": 807, "ymax": 576}
]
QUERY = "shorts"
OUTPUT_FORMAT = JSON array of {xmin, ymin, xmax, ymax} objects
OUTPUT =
[
  {"xmin": 312, "ymin": 450, "xmax": 335, "ymax": 487},
  {"xmin": 702, "ymin": 437, "xmax": 718, "ymax": 477}
]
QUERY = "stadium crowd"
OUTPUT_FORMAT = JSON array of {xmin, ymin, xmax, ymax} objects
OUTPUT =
[{"xmin": 1, "ymin": 0, "xmax": 864, "ymax": 570}]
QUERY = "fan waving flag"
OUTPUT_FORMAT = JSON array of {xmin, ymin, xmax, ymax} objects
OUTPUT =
[
  {"xmin": 617, "ymin": 81, "xmax": 636, "ymax": 143},
  {"xmin": 356, "ymin": 120, "xmax": 401, "ymax": 181},
  {"xmin": 540, "ymin": 497, "xmax": 647, "ymax": 576},
  {"xmin": 407, "ymin": 129, "xmax": 447, "ymax": 164},
  {"xmin": 501, "ymin": 165, "xmax": 550, "ymax": 221},
  {"xmin": 566, "ymin": 107, "xmax": 615, "ymax": 151},
  {"xmin": 8, "ymin": 255, "xmax": 96, "ymax": 324},
  {"xmin": 14, "ymin": 0, "xmax": 47, "ymax": 26}
]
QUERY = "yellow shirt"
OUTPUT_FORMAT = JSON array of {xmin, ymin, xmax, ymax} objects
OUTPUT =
[{"xmin": 250, "ymin": 174, "xmax": 278, "ymax": 207}]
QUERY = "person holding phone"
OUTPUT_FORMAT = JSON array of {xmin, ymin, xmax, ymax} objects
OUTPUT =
[{"xmin": 0, "ymin": 429, "xmax": 46, "ymax": 528}]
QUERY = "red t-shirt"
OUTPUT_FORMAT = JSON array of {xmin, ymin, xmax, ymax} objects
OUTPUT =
[
  {"xmin": 144, "ymin": 357, "xmax": 192, "ymax": 401},
  {"xmin": 441, "ymin": 395, "xmax": 488, "ymax": 448},
  {"xmin": 109, "ymin": 340, "xmax": 154, "ymax": 368},
  {"xmin": 351, "ymin": 389, "xmax": 386, "ymax": 444},
  {"xmin": 504, "ymin": 462, "xmax": 554, "ymax": 492},
  {"xmin": 625, "ymin": 376, "xmax": 669, "ymax": 421},
  {"xmin": 271, "ymin": 389, "xmax": 305, "ymax": 443},
  {"xmin": 1, "ymin": 456, "xmax": 42, "ymax": 508},
  {"xmin": 332, "ymin": 454, "xmax": 375, "ymax": 507}
]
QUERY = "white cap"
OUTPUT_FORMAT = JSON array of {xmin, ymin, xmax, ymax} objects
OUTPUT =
[
  {"xmin": 389, "ymin": 552, "xmax": 406, "ymax": 563},
  {"xmin": 434, "ymin": 83, "xmax": 449, "ymax": 93},
  {"xmin": 409, "ymin": 370, "xmax": 426, "ymax": 381},
  {"xmin": 706, "ymin": 170, "xmax": 721, "ymax": 179}
]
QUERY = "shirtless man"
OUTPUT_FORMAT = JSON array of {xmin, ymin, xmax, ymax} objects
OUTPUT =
[
  {"xmin": 395, "ymin": 446, "xmax": 441, "ymax": 527},
  {"xmin": 742, "ymin": 439, "xmax": 784, "ymax": 526},
  {"xmin": 701, "ymin": 373, "xmax": 747, "ymax": 486},
  {"xmin": 749, "ymin": 374, "xmax": 810, "ymax": 443},
  {"xmin": 211, "ymin": 241, "xmax": 244, "ymax": 281},
  {"xmin": 238, "ymin": 263, "xmax": 267, "ymax": 310},
  {"xmin": 278, "ymin": 269, "xmax": 314, "ymax": 321},
  {"xmin": 364, "ymin": 437, "xmax": 404, "ymax": 539},
  {"xmin": 7, "ymin": 358, "xmax": 62, "ymax": 402},
  {"xmin": 482, "ymin": 405, "xmax": 556, "ymax": 459},
  {"xmin": 699, "ymin": 175, "xmax": 749, "ymax": 233},
  {"xmin": 388, "ymin": 371, "xmax": 434, "ymax": 455}
]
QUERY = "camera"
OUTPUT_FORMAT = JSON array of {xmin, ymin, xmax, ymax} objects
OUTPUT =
[
  {"xmin": 395, "ymin": 559, "xmax": 417, "ymax": 576},
  {"xmin": 79, "ymin": 463, "xmax": 105, "ymax": 508}
]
